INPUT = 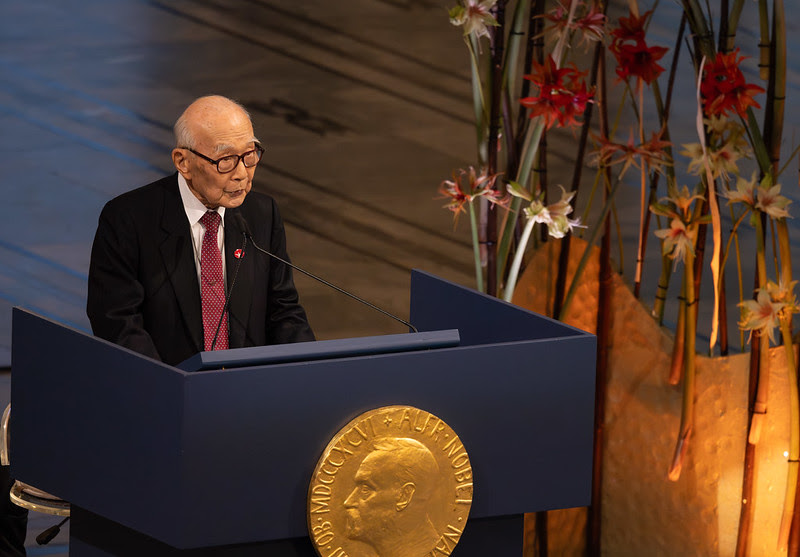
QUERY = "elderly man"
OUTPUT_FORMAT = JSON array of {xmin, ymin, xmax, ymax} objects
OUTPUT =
[{"xmin": 88, "ymin": 95, "xmax": 314, "ymax": 365}]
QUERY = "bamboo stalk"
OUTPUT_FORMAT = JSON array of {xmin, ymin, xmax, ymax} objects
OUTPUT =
[
  {"xmin": 513, "ymin": 0, "xmax": 540, "ymax": 164},
  {"xmin": 757, "ymin": 0, "xmax": 770, "ymax": 81},
  {"xmin": 589, "ymin": 172, "xmax": 613, "ymax": 557},
  {"xmin": 731, "ymin": 205, "xmax": 746, "ymax": 350},
  {"xmin": 726, "ymin": 0, "xmax": 746, "ymax": 52},
  {"xmin": 682, "ymin": 0, "xmax": 715, "ymax": 58},
  {"xmin": 553, "ymin": 32, "xmax": 605, "ymax": 317},
  {"xmin": 778, "ymin": 313, "xmax": 798, "ymax": 550},
  {"xmin": 735, "ymin": 334, "xmax": 761, "ymax": 556},
  {"xmin": 537, "ymin": 133, "xmax": 549, "ymax": 245},
  {"xmin": 718, "ymin": 0, "xmax": 729, "ymax": 54},
  {"xmin": 652, "ymin": 256, "xmax": 671, "ymax": 325},
  {"xmin": 749, "ymin": 332, "xmax": 771, "ymax": 445},
  {"xmin": 467, "ymin": 33, "xmax": 489, "ymax": 166},
  {"xmin": 790, "ymin": 347, "xmax": 800, "ymax": 555},
  {"xmin": 633, "ymin": 80, "xmax": 647, "ymax": 299},
  {"xmin": 484, "ymin": 1, "xmax": 507, "ymax": 297},
  {"xmin": 500, "ymin": 0, "xmax": 529, "ymax": 94},
  {"xmin": 535, "ymin": 509, "xmax": 548, "ymax": 557},
  {"xmin": 465, "ymin": 31, "xmax": 489, "ymax": 291},
  {"xmin": 764, "ymin": 0, "xmax": 785, "ymax": 173},
  {"xmin": 668, "ymin": 245, "xmax": 697, "ymax": 481},
  {"xmin": 719, "ymin": 266, "xmax": 729, "ymax": 355},
  {"xmin": 791, "ymin": 160, "xmax": 800, "ymax": 555},
  {"xmin": 645, "ymin": 16, "xmax": 684, "ymax": 316},
  {"xmin": 767, "ymin": 3, "xmax": 793, "ymax": 544},
  {"xmin": 668, "ymin": 295, "xmax": 686, "ymax": 385},
  {"xmin": 588, "ymin": 42, "xmax": 613, "ymax": 554},
  {"xmin": 468, "ymin": 201, "xmax": 484, "ymax": 293},
  {"xmin": 749, "ymin": 215, "xmax": 769, "ymax": 445}
]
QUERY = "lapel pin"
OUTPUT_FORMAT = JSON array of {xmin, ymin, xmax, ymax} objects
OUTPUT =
[{"xmin": 234, "ymin": 249, "xmax": 244, "ymax": 259}]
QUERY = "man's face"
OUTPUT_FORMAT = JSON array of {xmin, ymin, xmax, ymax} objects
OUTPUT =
[
  {"xmin": 173, "ymin": 108, "xmax": 257, "ymax": 209},
  {"xmin": 343, "ymin": 453, "xmax": 398, "ymax": 542}
]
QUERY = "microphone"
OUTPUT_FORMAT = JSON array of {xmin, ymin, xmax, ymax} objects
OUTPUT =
[
  {"xmin": 231, "ymin": 213, "xmax": 418, "ymax": 333},
  {"xmin": 209, "ymin": 222, "xmax": 247, "ymax": 351},
  {"xmin": 36, "ymin": 516, "xmax": 69, "ymax": 545}
]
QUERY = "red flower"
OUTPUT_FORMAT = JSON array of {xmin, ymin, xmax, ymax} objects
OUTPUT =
[
  {"xmin": 700, "ymin": 49, "xmax": 765, "ymax": 117},
  {"xmin": 438, "ymin": 167, "xmax": 505, "ymax": 226},
  {"xmin": 544, "ymin": 1, "xmax": 606, "ymax": 47},
  {"xmin": 519, "ymin": 55, "xmax": 594, "ymax": 129},
  {"xmin": 611, "ymin": 40, "xmax": 668, "ymax": 84},
  {"xmin": 610, "ymin": 9, "xmax": 650, "ymax": 44},
  {"xmin": 592, "ymin": 129, "xmax": 672, "ymax": 177},
  {"xmin": 609, "ymin": 10, "xmax": 668, "ymax": 85}
]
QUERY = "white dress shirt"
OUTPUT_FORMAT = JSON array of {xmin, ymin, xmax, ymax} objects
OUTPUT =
[{"xmin": 177, "ymin": 173, "xmax": 226, "ymax": 286}]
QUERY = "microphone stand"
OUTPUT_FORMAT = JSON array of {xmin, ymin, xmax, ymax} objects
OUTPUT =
[{"xmin": 233, "ymin": 214, "xmax": 417, "ymax": 333}]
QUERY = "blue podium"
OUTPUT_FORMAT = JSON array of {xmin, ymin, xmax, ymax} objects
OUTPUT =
[{"xmin": 10, "ymin": 271, "xmax": 596, "ymax": 556}]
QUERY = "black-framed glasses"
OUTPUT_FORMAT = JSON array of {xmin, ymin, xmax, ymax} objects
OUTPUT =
[{"xmin": 186, "ymin": 144, "xmax": 265, "ymax": 173}]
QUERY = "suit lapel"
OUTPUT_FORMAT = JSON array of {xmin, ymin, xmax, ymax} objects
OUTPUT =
[
  {"xmin": 225, "ymin": 209, "xmax": 253, "ymax": 348},
  {"xmin": 159, "ymin": 177, "xmax": 203, "ymax": 354}
]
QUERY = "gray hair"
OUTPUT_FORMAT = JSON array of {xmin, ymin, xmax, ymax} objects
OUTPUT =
[{"xmin": 173, "ymin": 95, "xmax": 253, "ymax": 149}]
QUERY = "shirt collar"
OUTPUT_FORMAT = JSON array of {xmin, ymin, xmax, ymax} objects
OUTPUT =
[{"xmin": 177, "ymin": 173, "xmax": 226, "ymax": 226}]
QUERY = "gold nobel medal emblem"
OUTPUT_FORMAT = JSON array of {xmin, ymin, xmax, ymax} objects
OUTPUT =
[{"xmin": 307, "ymin": 406, "xmax": 473, "ymax": 557}]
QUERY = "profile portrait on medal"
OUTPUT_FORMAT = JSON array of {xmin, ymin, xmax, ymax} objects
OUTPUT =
[{"xmin": 343, "ymin": 437, "xmax": 443, "ymax": 557}]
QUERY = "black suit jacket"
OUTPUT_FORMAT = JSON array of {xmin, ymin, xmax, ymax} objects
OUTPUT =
[{"xmin": 87, "ymin": 173, "xmax": 314, "ymax": 366}]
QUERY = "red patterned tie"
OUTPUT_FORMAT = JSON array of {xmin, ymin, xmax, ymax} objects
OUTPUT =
[{"xmin": 200, "ymin": 211, "xmax": 228, "ymax": 351}]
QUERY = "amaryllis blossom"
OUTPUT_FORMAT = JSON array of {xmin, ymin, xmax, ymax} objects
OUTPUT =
[
  {"xmin": 765, "ymin": 279, "xmax": 799, "ymax": 309},
  {"xmin": 507, "ymin": 183, "xmax": 583, "ymax": 238},
  {"xmin": 547, "ymin": 187, "xmax": 584, "ymax": 238},
  {"xmin": 608, "ymin": 10, "xmax": 668, "ymax": 85},
  {"xmin": 701, "ymin": 49, "xmax": 765, "ymax": 117},
  {"xmin": 723, "ymin": 172, "xmax": 791, "ymax": 219},
  {"xmin": 723, "ymin": 172, "xmax": 758, "ymax": 207},
  {"xmin": 591, "ymin": 129, "xmax": 672, "ymax": 178},
  {"xmin": 611, "ymin": 39, "xmax": 668, "ymax": 84},
  {"xmin": 739, "ymin": 287, "xmax": 786, "ymax": 344},
  {"xmin": 654, "ymin": 219, "xmax": 696, "ymax": 270},
  {"xmin": 544, "ymin": 1, "xmax": 606, "ymax": 49},
  {"xmin": 705, "ymin": 113, "xmax": 745, "ymax": 137},
  {"xmin": 650, "ymin": 186, "xmax": 704, "ymax": 267},
  {"xmin": 519, "ymin": 56, "xmax": 594, "ymax": 129},
  {"xmin": 609, "ymin": 9, "xmax": 649, "ymax": 43},
  {"xmin": 756, "ymin": 181, "xmax": 791, "ymax": 219},
  {"xmin": 682, "ymin": 140, "xmax": 749, "ymax": 179},
  {"xmin": 682, "ymin": 116, "xmax": 750, "ymax": 178},
  {"xmin": 680, "ymin": 143, "xmax": 729, "ymax": 179},
  {"xmin": 438, "ymin": 166, "xmax": 504, "ymax": 226},
  {"xmin": 449, "ymin": 0, "xmax": 498, "ymax": 40},
  {"xmin": 650, "ymin": 185, "xmax": 705, "ymax": 222}
]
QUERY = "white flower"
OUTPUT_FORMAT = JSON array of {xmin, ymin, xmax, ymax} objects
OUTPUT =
[
  {"xmin": 508, "ymin": 183, "xmax": 582, "ymax": 238},
  {"xmin": 654, "ymin": 219, "xmax": 695, "ymax": 269},
  {"xmin": 724, "ymin": 172, "xmax": 791, "ymax": 219},
  {"xmin": 723, "ymin": 172, "xmax": 757, "ymax": 207},
  {"xmin": 546, "ymin": 186, "xmax": 582, "ymax": 238},
  {"xmin": 739, "ymin": 287, "xmax": 786, "ymax": 344},
  {"xmin": 449, "ymin": 0, "xmax": 499, "ymax": 40},
  {"xmin": 756, "ymin": 182, "xmax": 791, "ymax": 219}
]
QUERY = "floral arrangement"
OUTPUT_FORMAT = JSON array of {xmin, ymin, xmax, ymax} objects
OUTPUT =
[{"xmin": 440, "ymin": 0, "xmax": 794, "ymax": 552}]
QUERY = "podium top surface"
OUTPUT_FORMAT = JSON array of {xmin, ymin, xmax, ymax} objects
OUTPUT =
[{"xmin": 176, "ymin": 328, "xmax": 461, "ymax": 371}]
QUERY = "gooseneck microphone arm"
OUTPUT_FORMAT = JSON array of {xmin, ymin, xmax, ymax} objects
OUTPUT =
[{"xmin": 232, "ymin": 214, "xmax": 418, "ymax": 334}]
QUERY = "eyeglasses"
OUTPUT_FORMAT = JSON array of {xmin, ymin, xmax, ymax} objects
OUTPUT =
[{"xmin": 186, "ymin": 144, "xmax": 265, "ymax": 173}]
